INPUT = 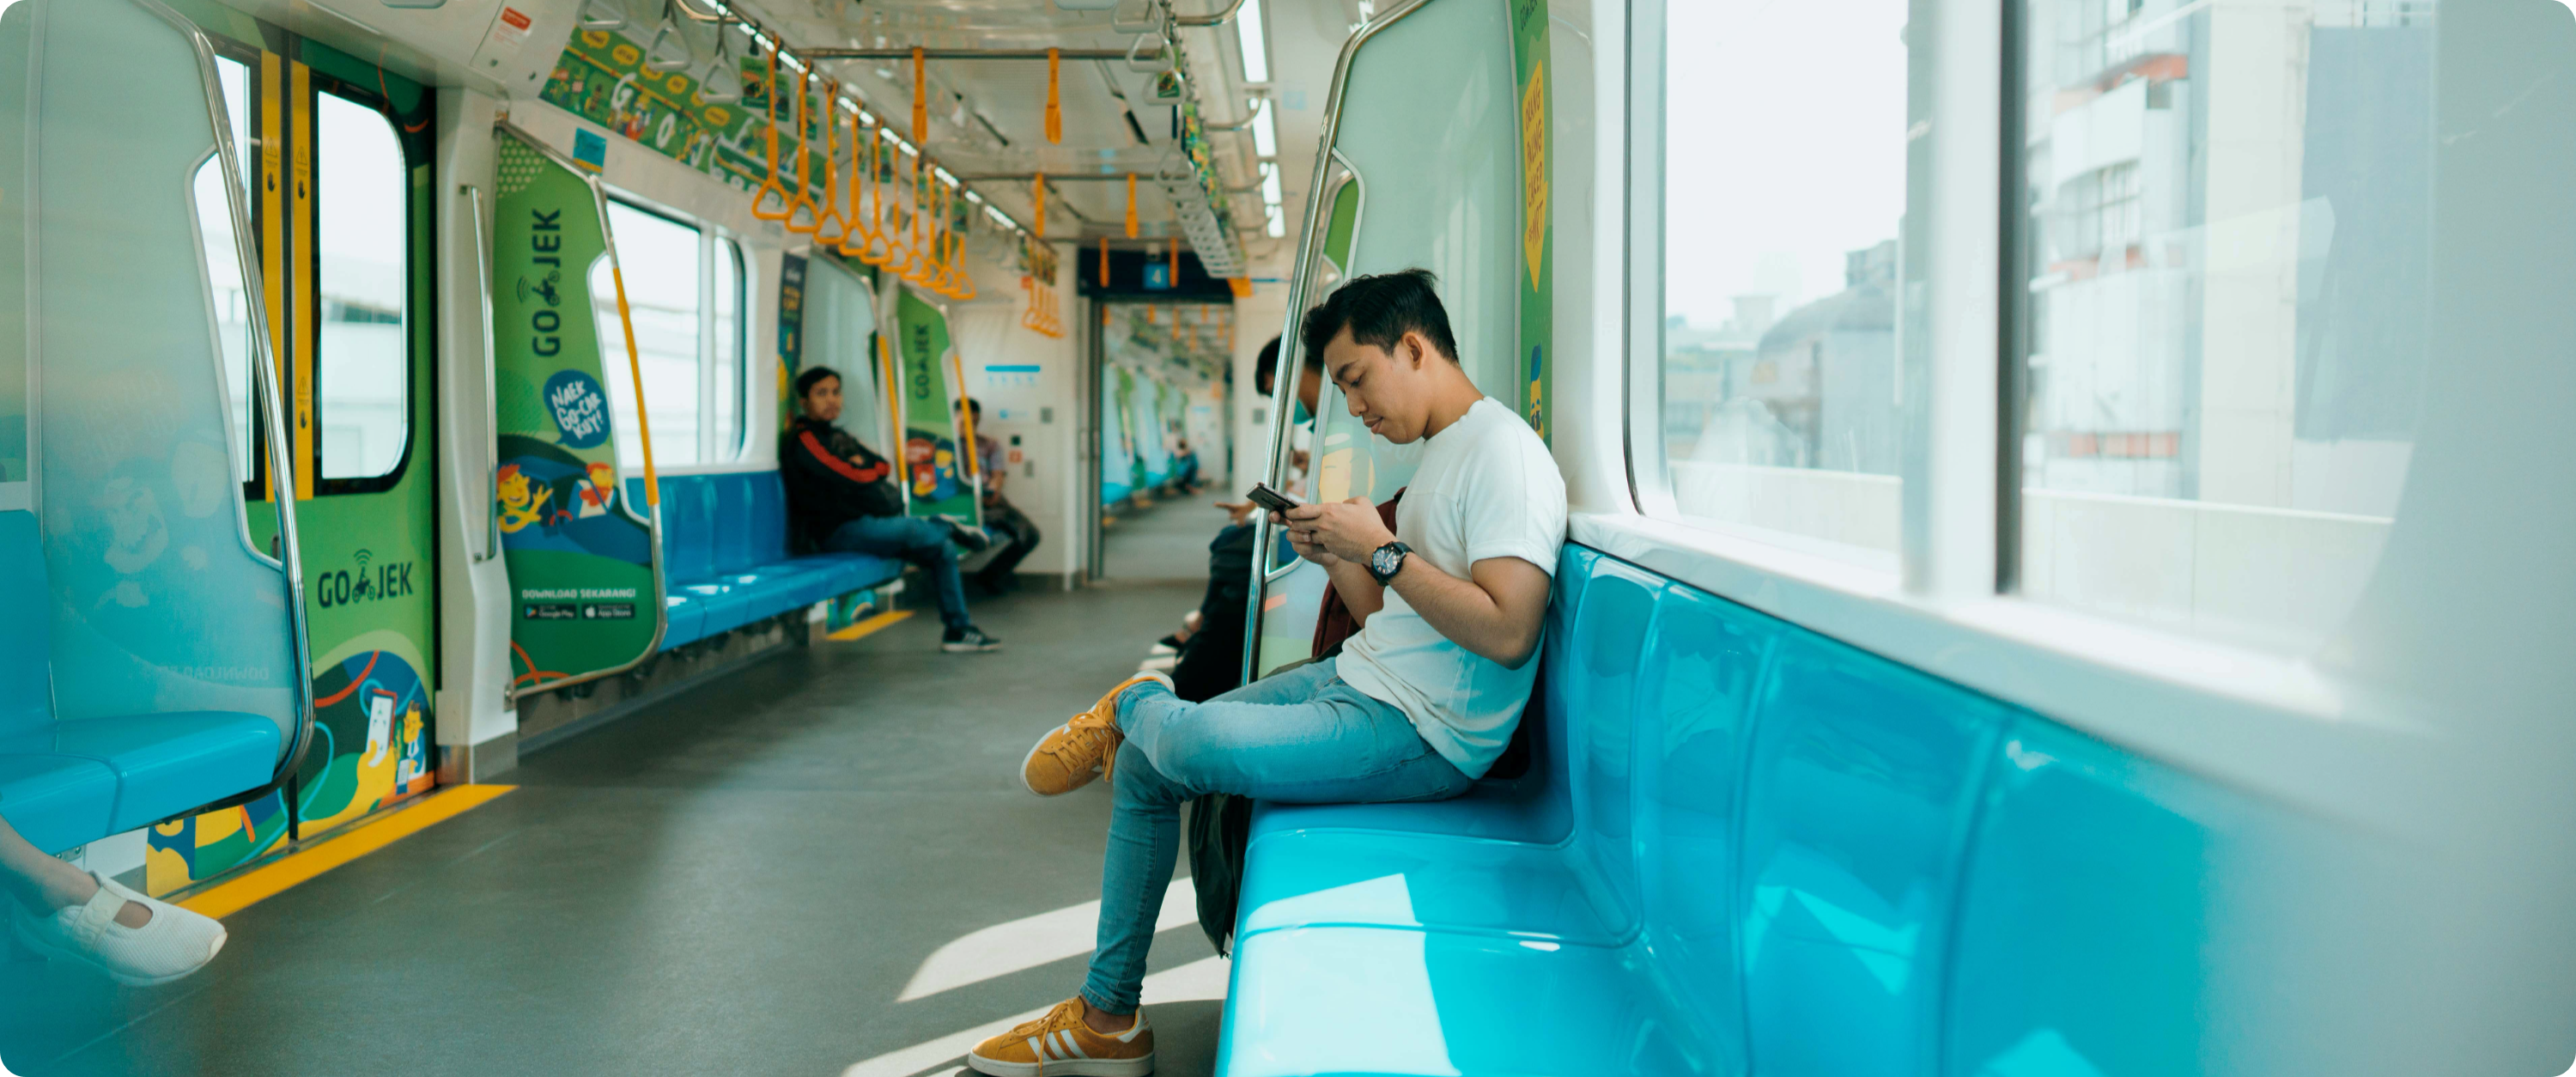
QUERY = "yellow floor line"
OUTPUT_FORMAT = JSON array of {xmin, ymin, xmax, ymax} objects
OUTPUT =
[
  {"xmin": 826, "ymin": 608, "xmax": 912, "ymax": 642},
  {"xmin": 177, "ymin": 783, "xmax": 516, "ymax": 920}
]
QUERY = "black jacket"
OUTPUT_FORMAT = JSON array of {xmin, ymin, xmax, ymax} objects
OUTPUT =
[{"xmin": 780, "ymin": 417, "xmax": 905, "ymax": 551}]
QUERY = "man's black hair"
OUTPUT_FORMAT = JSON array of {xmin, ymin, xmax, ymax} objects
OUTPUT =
[
  {"xmin": 1299, "ymin": 269, "xmax": 1458, "ymax": 368},
  {"xmin": 954, "ymin": 396, "xmax": 984, "ymax": 417},
  {"xmin": 1253, "ymin": 337, "xmax": 1283, "ymax": 394},
  {"xmin": 793, "ymin": 365, "xmax": 841, "ymax": 402}
]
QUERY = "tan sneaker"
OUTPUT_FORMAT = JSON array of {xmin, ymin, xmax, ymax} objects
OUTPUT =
[
  {"xmin": 1019, "ymin": 672, "xmax": 1171, "ymax": 796},
  {"xmin": 965, "ymin": 997, "xmax": 1154, "ymax": 1077}
]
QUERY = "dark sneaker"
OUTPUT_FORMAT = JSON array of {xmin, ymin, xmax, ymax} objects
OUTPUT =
[
  {"xmin": 943, "ymin": 626, "xmax": 1003, "ymax": 653},
  {"xmin": 935, "ymin": 516, "xmax": 993, "ymax": 552}
]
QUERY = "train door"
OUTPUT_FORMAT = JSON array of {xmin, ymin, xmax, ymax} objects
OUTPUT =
[
  {"xmin": 1246, "ymin": 0, "xmax": 1544, "ymax": 679},
  {"xmin": 151, "ymin": 27, "xmax": 440, "ymax": 894}
]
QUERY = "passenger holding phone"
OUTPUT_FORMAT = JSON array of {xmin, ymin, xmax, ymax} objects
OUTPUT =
[{"xmin": 970, "ymin": 271, "xmax": 1566, "ymax": 1074}]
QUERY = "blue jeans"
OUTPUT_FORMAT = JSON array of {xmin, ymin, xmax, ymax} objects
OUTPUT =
[
  {"xmin": 823, "ymin": 515, "xmax": 970, "ymax": 630},
  {"xmin": 1080, "ymin": 658, "xmax": 1473, "ymax": 1014}
]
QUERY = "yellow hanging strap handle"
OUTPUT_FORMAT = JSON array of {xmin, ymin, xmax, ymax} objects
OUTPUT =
[
  {"xmin": 838, "ymin": 109, "xmax": 870, "ymax": 259},
  {"xmin": 1098, "ymin": 234, "xmax": 1110, "ymax": 287},
  {"xmin": 882, "ymin": 154, "xmax": 915, "ymax": 276},
  {"xmin": 912, "ymin": 159, "xmax": 943, "ymax": 279},
  {"xmin": 751, "ymin": 43, "xmax": 790, "ymax": 221},
  {"xmin": 1124, "ymin": 173, "xmax": 1138, "ymax": 238},
  {"xmin": 855, "ymin": 119, "xmax": 891, "ymax": 265},
  {"xmin": 917, "ymin": 180, "xmax": 948, "ymax": 292},
  {"xmin": 1045, "ymin": 47, "xmax": 1062, "ymax": 144},
  {"xmin": 785, "ymin": 68, "xmax": 818, "ymax": 233},
  {"xmin": 1033, "ymin": 173, "xmax": 1047, "ymax": 241},
  {"xmin": 815, "ymin": 80, "xmax": 848, "ymax": 245}
]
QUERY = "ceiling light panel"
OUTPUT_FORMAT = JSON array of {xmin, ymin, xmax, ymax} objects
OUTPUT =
[
  {"xmin": 1251, "ymin": 100, "xmax": 1276, "ymax": 158},
  {"xmin": 1237, "ymin": 0, "xmax": 1270, "ymax": 83}
]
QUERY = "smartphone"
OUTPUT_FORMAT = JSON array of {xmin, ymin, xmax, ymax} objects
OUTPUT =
[{"xmin": 1246, "ymin": 482, "xmax": 1303, "ymax": 514}]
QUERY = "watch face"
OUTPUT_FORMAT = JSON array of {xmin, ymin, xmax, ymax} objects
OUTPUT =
[{"xmin": 1373, "ymin": 545, "xmax": 1402, "ymax": 579}]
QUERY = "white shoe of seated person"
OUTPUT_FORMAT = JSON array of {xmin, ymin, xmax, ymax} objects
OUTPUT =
[{"xmin": 11, "ymin": 873, "xmax": 228, "ymax": 986}]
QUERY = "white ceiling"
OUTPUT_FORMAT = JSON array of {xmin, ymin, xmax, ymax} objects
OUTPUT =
[{"xmin": 657, "ymin": 0, "xmax": 1365, "ymax": 273}]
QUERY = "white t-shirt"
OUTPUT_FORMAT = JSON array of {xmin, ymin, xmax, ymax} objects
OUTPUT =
[{"xmin": 1337, "ymin": 398, "xmax": 1568, "ymax": 779}]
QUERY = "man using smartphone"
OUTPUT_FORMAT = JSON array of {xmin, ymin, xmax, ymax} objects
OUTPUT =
[{"xmin": 969, "ymin": 270, "xmax": 1567, "ymax": 1074}]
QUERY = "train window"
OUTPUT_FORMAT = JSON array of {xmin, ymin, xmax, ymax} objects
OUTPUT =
[
  {"xmin": 314, "ymin": 89, "xmax": 411, "ymax": 483},
  {"xmin": 2006, "ymin": 0, "xmax": 2432, "ymax": 649},
  {"xmin": 591, "ymin": 200, "xmax": 747, "ymax": 470},
  {"xmin": 1651, "ymin": 0, "xmax": 1915, "ymax": 571},
  {"xmin": 198, "ymin": 55, "xmax": 258, "ymax": 485}
]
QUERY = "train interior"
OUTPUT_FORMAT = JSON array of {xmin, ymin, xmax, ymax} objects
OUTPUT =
[{"xmin": 2, "ymin": 0, "xmax": 2574, "ymax": 1074}]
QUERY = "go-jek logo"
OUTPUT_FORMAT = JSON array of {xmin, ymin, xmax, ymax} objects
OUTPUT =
[
  {"xmin": 315, "ymin": 548, "xmax": 416, "ymax": 609},
  {"xmin": 544, "ymin": 369, "xmax": 610, "ymax": 448}
]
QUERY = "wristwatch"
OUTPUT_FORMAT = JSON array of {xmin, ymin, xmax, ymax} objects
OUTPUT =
[{"xmin": 1368, "ymin": 541, "xmax": 1413, "ymax": 586}]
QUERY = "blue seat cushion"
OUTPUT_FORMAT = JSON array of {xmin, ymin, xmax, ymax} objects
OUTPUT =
[
  {"xmin": 662, "ymin": 593, "xmax": 706, "ymax": 648},
  {"xmin": 1219, "ymin": 926, "xmax": 1656, "ymax": 1077},
  {"xmin": 14, "ymin": 712, "xmax": 280, "ymax": 831},
  {"xmin": 0, "ymin": 753, "xmax": 117, "ymax": 856},
  {"xmin": 1250, "ymin": 776, "xmax": 1571, "ymax": 848},
  {"xmin": 1237, "ymin": 828, "xmax": 1627, "ymax": 946},
  {"xmin": 692, "ymin": 579, "xmax": 756, "ymax": 635}
]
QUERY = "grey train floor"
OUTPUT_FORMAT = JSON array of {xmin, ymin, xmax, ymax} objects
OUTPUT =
[
  {"xmin": 0, "ymin": 581, "xmax": 1224, "ymax": 1077},
  {"xmin": 1102, "ymin": 489, "xmax": 1235, "ymax": 581}
]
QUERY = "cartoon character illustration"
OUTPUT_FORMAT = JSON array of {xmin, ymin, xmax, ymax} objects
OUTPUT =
[
  {"xmin": 574, "ymin": 461, "xmax": 617, "ymax": 518},
  {"xmin": 497, "ymin": 464, "xmax": 550, "ymax": 533}
]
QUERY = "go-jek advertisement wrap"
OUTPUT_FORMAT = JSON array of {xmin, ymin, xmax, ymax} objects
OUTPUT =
[
  {"xmin": 1510, "ymin": 0, "xmax": 1553, "ymax": 443},
  {"xmin": 896, "ymin": 289, "xmax": 981, "ymax": 525},
  {"xmin": 489, "ymin": 131, "xmax": 664, "ymax": 691}
]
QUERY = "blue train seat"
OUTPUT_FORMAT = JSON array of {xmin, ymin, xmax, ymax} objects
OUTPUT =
[
  {"xmin": 1222, "ymin": 542, "xmax": 2233, "ymax": 1077},
  {"xmin": 632, "ymin": 472, "xmax": 903, "ymax": 650},
  {"xmin": 0, "ymin": 512, "xmax": 277, "ymax": 855}
]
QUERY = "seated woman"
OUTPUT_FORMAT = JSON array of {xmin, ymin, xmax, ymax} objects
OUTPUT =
[
  {"xmin": 781, "ymin": 367, "xmax": 1002, "ymax": 654},
  {"xmin": 2, "ymin": 812, "xmax": 226, "ymax": 985}
]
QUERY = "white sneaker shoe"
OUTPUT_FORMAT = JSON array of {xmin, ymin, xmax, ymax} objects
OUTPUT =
[{"xmin": 11, "ymin": 873, "xmax": 228, "ymax": 986}]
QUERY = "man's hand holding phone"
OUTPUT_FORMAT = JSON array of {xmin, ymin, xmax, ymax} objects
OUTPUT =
[{"xmin": 1279, "ymin": 497, "xmax": 1395, "ymax": 569}]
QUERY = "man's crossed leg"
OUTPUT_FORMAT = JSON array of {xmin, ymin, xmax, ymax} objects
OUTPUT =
[{"xmin": 966, "ymin": 661, "xmax": 1472, "ymax": 1076}]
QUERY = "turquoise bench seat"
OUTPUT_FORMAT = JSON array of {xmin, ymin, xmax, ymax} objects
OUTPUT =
[
  {"xmin": 1221, "ymin": 542, "xmax": 2292, "ymax": 1077},
  {"xmin": 0, "ymin": 511, "xmax": 283, "ymax": 855},
  {"xmin": 635, "ymin": 472, "xmax": 904, "ymax": 649}
]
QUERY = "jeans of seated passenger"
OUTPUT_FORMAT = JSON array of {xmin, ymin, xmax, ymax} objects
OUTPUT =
[
  {"xmin": 1079, "ymin": 657, "xmax": 1473, "ymax": 1014},
  {"xmin": 823, "ymin": 515, "xmax": 972, "ymax": 630}
]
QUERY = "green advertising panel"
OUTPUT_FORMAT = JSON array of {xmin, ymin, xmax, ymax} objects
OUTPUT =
[
  {"xmin": 1511, "ymin": 0, "xmax": 1554, "ymax": 442},
  {"xmin": 896, "ymin": 289, "xmax": 981, "ymax": 524},
  {"xmin": 491, "ymin": 128, "xmax": 665, "ymax": 693}
]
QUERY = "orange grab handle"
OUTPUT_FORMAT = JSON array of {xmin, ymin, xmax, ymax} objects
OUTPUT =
[
  {"xmin": 783, "ymin": 69, "xmax": 819, "ymax": 234},
  {"xmin": 814, "ymin": 81, "xmax": 848, "ymax": 246},
  {"xmin": 750, "ymin": 44, "xmax": 791, "ymax": 222}
]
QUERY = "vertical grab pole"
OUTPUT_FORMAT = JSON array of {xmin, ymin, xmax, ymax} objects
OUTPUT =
[
  {"xmin": 603, "ymin": 236, "xmax": 660, "ymax": 510},
  {"xmin": 953, "ymin": 349, "xmax": 981, "ymax": 484},
  {"xmin": 878, "ymin": 332, "xmax": 908, "ymax": 512},
  {"xmin": 464, "ymin": 184, "xmax": 501, "ymax": 562}
]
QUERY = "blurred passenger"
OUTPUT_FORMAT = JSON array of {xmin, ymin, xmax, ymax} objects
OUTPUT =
[
  {"xmin": 783, "ymin": 367, "xmax": 1001, "ymax": 654},
  {"xmin": 1168, "ymin": 438, "xmax": 1200, "ymax": 492},
  {"xmin": 1170, "ymin": 335, "xmax": 1320, "ymax": 702},
  {"xmin": 954, "ymin": 397, "xmax": 1040, "ymax": 594},
  {"xmin": 975, "ymin": 271, "xmax": 1566, "ymax": 1073},
  {"xmin": 1, "ymin": 812, "xmax": 225, "ymax": 984}
]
